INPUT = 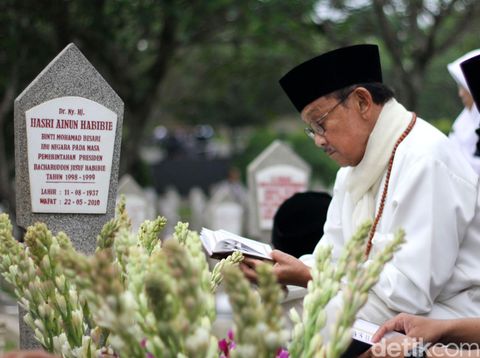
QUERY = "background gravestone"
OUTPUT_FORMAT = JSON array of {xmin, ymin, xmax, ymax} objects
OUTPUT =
[
  {"xmin": 205, "ymin": 186, "xmax": 244, "ymax": 235},
  {"xmin": 247, "ymin": 140, "xmax": 311, "ymax": 243},
  {"xmin": 143, "ymin": 187, "xmax": 159, "ymax": 223},
  {"xmin": 158, "ymin": 187, "xmax": 181, "ymax": 238},
  {"xmin": 14, "ymin": 43, "xmax": 123, "ymax": 349},
  {"xmin": 117, "ymin": 174, "xmax": 151, "ymax": 232},
  {"xmin": 189, "ymin": 187, "xmax": 207, "ymax": 232}
]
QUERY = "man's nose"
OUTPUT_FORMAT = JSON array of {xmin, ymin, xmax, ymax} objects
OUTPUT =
[{"xmin": 314, "ymin": 133, "xmax": 327, "ymax": 148}]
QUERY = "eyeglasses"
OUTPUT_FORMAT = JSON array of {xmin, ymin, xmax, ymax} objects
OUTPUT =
[{"xmin": 304, "ymin": 91, "xmax": 353, "ymax": 140}]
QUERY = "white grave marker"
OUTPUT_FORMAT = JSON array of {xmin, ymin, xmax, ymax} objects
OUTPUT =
[
  {"xmin": 255, "ymin": 164, "xmax": 308, "ymax": 229},
  {"xmin": 247, "ymin": 140, "xmax": 311, "ymax": 242},
  {"xmin": 26, "ymin": 96, "xmax": 117, "ymax": 213}
]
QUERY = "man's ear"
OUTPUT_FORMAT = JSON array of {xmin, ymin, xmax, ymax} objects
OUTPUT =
[{"xmin": 353, "ymin": 87, "xmax": 373, "ymax": 115}]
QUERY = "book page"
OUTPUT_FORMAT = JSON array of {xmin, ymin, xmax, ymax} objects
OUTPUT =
[
  {"xmin": 214, "ymin": 239, "xmax": 267, "ymax": 258},
  {"xmin": 200, "ymin": 227, "xmax": 272, "ymax": 260},
  {"xmin": 199, "ymin": 228, "xmax": 217, "ymax": 256},
  {"xmin": 217, "ymin": 229, "xmax": 272, "ymax": 259},
  {"xmin": 352, "ymin": 319, "xmax": 380, "ymax": 344},
  {"xmin": 352, "ymin": 319, "xmax": 404, "ymax": 345}
]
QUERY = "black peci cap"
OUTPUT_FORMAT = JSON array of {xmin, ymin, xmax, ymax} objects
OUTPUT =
[
  {"xmin": 279, "ymin": 44, "xmax": 383, "ymax": 112},
  {"xmin": 272, "ymin": 191, "xmax": 332, "ymax": 258},
  {"xmin": 461, "ymin": 54, "xmax": 480, "ymax": 109}
]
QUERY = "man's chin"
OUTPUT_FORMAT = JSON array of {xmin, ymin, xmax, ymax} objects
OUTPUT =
[
  {"xmin": 330, "ymin": 153, "xmax": 353, "ymax": 167},
  {"xmin": 328, "ymin": 156, "xmax": 342, "ymax": 166}
]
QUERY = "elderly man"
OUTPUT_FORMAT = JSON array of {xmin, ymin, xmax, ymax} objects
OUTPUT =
[{"xmin": 240, "ymin": 44, "xmax": 480, "ymax": 327}]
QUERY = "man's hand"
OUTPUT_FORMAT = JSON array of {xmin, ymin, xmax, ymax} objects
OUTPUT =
[
  {"xmin": 359, "ymin": 313, "xmax": 449, "ymax": 358},
  {"xmin": 270, "ymin": 250, "xmax": 312, "ymax": 287},
  {"xmin": 371, "ymin": 313, "xmax": 445, "ymax": 344},
  {"xmin": 239, "ymin": 256, "xmax": 265, "ymax": 284},
  {"xmin": 239, "ymin": 249, "xmax": 312, "ymax": 287}
]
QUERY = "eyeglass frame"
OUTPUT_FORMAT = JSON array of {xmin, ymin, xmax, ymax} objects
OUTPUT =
[{"xmin": 304, "ymin": 89, "xmax": 354, "ymax": 140}]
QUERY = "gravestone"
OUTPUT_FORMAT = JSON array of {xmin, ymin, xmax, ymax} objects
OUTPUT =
[
  {"xmin": 247, "ymin": 140, "xmax": 310, "ymax": 243},
  {"xmin": 206, "ymin": 186, "xmax": 244, "ymax": 235},
  {"xmin": 14, "ymin": 43, "xmax": 123, "ymax": 348},
  {"xmin": 189, "ymin": 187, "xmax": 206, "ymax": 232},
  {"xmin": 158, "ymin": 187, "xmax": 181, "ymax": 237},
  {"xmin": 117, "ymin": 174, "xmax": 150, "ymax": 232},
  {"xmin": 144, "ymin": 187, "xmax": 159, "ymax": 221}
]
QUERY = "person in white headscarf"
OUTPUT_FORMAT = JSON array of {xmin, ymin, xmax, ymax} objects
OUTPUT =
[{"xmin": 447, "ymin": 49, "xmax": 480, "ymax": 174}]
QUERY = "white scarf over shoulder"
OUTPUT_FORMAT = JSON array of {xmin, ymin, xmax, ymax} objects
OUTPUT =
[{"xmin": 346, "ymin": 99, "xmax": 413, "ymax": 231}]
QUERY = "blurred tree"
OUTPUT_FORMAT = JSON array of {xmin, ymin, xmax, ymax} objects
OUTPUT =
[
  {"xmin": 155, "ymin": 1, "xmax": 322, "ymax": 152},
  {"xmin": 313, "ymin": 0, "xmax": 480, "ymax": 110},
  {"xmin": 3, "ymin": 0, "xmax": 477, "ymax": 219},
  {"xmin": 0, "ymin": 0, "xmax": 318, "ymax": 216},
  {"xmin": 0, "ymin": 0, "xmax": 62, "ymax": 218}
]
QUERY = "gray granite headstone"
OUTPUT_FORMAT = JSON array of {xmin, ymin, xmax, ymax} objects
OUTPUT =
[
  {"xmin": 14, "ymin": 43, "xmax": 123, "ymax": 349},
  {"xmin": 247, "ymin": 140, "xmax": 310, "ymax": 243}
]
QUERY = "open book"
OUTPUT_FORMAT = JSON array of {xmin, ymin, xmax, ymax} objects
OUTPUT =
[
  {"xmin": 341, "ymin": 319, "xmax": 405, "ymax": 357},
  {"xmin": 200, "ymin": 228, "xmax": 273, "ymax": 260}
]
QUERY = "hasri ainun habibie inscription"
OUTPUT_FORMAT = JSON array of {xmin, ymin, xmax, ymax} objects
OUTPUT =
[{"xmin": 26, "ymin": 96, "xmax": 117, "ymax": 214}]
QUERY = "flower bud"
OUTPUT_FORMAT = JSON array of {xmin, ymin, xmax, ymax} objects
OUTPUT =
[
  {"xmin": 289, "ymin": 308, "xmax": 301, "ymax": 324},
  {"xmin": 55, "ymin": 275, "xmax": 66, "ymax": 291},
  {"xmin": 41, "ymin": 255, "xmax": 51, "ymax": 272},
  {"xmin": 49, "ymin": 241, "xmax": 60, "ymax": 258},
  {"xmin": 69, "ymin": 289, "xmax": 79, "ymax": 307},
  {"xmin": 34, "ymin": 319, "xmax": 45, "ymax": 332},
  {"xmin": 56, "ymin": 295, "xmax": 68, "ymax": 317},
  {"xmin": 53, "ymin": 333, "xmax": 68, "ymax": 352},
  {"xmin": 38, "ymin": 302, "xmax": 49, "ymax": 319},
  {"xmin": 71, "ymin": 309, "xmax": 84, "ymax": 335}
]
